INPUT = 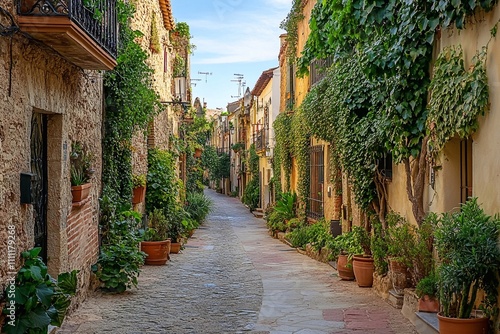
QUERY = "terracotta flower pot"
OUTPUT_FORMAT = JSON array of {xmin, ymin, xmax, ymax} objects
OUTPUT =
[
  {"xmin": 352, "ymin": 255, "xmax": 375, "ymax": 287},
  {"xmin": 437, "ymin": 313, "xmax": 489, "ymax": 334},
  {"xmin": 71, "ymin": 183, "xmax": 91, "ymax": 203},
  {"xmin": 170, "ymin": 242, "xmax": 181, "ymax": 254},
  {"xmin": 337, "ymin": 254, "xmax": 355, "ymax": 280},
  {"xmin": 418, "ymin": 295, "xmax": 439, "ymax": 313},
  {"xmin": 132, "ymin": 185, "xmax": 146, "ymax": 204},
  {"xmin": 141, "ymin": 239, "xmax": 171, "ymax": 265},
  {"xmin": 389, "ymin": 258, "xmax": 411, "ymax": 294},
  {"xmin": 194, "ymin": 148, "xmax": 203, "ymax": 158}
]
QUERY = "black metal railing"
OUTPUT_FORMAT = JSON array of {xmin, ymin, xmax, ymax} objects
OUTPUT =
[
  {"xmin": 307, "ymin": 145, "xmax": 324, "ymax": 220},
  {"xmin": 254, "ymin": 129, "xmax": 265, "ymax": 152},
  {"xmin": 18, "ymin": 0, "xmax": 117, "ymax": 59},
  {"xmin": 310, "ymin": 57, "xmax": 334, "ymax": 86}
]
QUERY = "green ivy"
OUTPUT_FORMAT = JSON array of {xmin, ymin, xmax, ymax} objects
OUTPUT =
[
  {"xmin": 273, "ymin": 113, "xmax": 293, "ymax": 192},
  {"xmin": 280, "ymin": 0, "xmax": 305, "ymax": 63},
  {"xmin": 292, "ymin": 0, "xmax": 496, "ymax": 222},
  {"xmin": 242, "ymin": 144, "xmax": 260, "ymax": 211},
  {"xmin": 291, "ymin": 107, "xmax": 311, "ymax": 217},
  {"xmin": 102, "ymin": 3, "xmax": 162, "ymax": 205},
  {"xmin": 427, "ymin": 46, "xmax": 489, "ymax": 157}
]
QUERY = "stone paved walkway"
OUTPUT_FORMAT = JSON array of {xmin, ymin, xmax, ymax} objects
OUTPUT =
[{"xmin": 58, "ymin": 189, "xmax": 417, "ymax": 334}]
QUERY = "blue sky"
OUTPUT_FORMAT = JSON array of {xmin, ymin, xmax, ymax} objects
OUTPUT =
[{"xmin": 170, "ymin": 0, "xmax": 292, "ymax": 110}]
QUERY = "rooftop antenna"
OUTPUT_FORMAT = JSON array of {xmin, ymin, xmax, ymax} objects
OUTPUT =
[
  {"xmin": 198, "ymin": 71, "xmax": 212, "ymax": 83},
  {"xmin": 190, "ymin": 78, "xmax": 201, "ymax": 87},
  {"xmin": 231, "ymin": 73, "xmax": 245, "ymax": 98}
]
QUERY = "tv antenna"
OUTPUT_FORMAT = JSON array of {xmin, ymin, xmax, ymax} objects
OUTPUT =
[
  {"xmin": 231, "ymin": 74, "xmax": 246, "ymax": 98},
  {"xmin": 190, "ymin": 78, "xmax": 202, "ymax": 87},
  {"xmin": 198, "ymin": 71, "xmax": 212, "ymax": 83}
]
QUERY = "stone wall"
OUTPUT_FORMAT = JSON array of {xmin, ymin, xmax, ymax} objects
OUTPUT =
[{"xmin": 0, "ymin": 0, "xmax": 102, "ymax": 307}]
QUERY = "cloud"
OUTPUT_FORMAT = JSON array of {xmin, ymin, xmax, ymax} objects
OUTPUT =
[{"xmin": 189, "ymin": 8, "xmax": 286, "ymax": 65}]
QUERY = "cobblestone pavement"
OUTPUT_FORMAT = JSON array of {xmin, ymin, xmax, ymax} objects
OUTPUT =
[{"xmin": 58, "ymin": 189, "xmax": 417, "ymax": 334}]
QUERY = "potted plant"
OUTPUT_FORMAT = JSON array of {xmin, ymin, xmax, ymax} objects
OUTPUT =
[
  {"xmin": 415, "ymin": 273, "xmax": 439, "ymax": 313},
  {"xmin": 70, "ymin": 141, "xmax": 94, "ymax": 202},
  {"xmin": 351, "ymin": 226, "xmax": 375, "ymax": 287},
  {"xmin": 327, "ymin": 230, "xmax": 363, "ymax": 281},
  {"xmin": 167, "ymin": 207, "xmax": 186, "ymax": 254},
  {"xmin": 231, "ymin": 142, "xmax": 245, "ymax": 153},
  {"xmin": 132, "ymin": 173, "xmax": 146, "ymax": 204},
  {"xmin": 2, "ymin": 248, "xmax": 78, "ymax": 334},
  {"xmin": 141, "ymin": 209, "xmax": 171, "ymax": 265},
  {"xmin": 193, "ymin": 145, "xmax": 203, "ymax": 158},
  {"xmin": 434, "ymin": 198, "xmax": 500, "ymax": 334},
  {"xmin": 386, "ymin": 213, "xmax": 415, "ymax": 294}
]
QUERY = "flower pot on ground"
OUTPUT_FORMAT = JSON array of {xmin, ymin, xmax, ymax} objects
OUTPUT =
[
  {"xmin": 352, "ymin": 255, "xmax": 375, "ymax": 287},
  {"xmin": 141, "ymin": 209, "xmax": 171, "ymax": 265},
  {"xmin": 170, "ymin": 242, "xmax": 181, "ymax": 254},
  {"xmin": 347, "ymin": 226, "xmax": 374, "ymax": 287},
  {"xmin": 388, "ymin": 257, "xmax": 411, "ymax": 295},
  {"xmin": 433, "ymin": 198, "xmax": 500, "ymax": 333},
  {"xmin": 337, "ymin": 254, "xmax": 355, "ymax": 280},
  {"xmin": 415, "ymin": 273, "xmax": 439, "ymax": 313},
  {"xmin": 437, "ymin": 314, "xmax": 489, "ymax": 334},
  {"xmin": 326, "ymin": 229, "xmax": 362, "ymax": 280}
]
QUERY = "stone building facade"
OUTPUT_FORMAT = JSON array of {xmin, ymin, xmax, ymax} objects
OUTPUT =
[{"xmin": 0, "ymin": 0, "xmax": 115, "ymax": 308}]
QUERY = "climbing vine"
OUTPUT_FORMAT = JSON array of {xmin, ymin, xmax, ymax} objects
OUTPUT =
[
  {"xmin": 291, "ymin": 0, "xmax": 497, "ymax": 225},
  {"xmin": 242, "ymin": 144, "xmax": 260, "ymax": 211},
  {"xmin": 273, "ymin": 113, "xmax": 293, "ymax": 192},
  {"xmin": 280, "ymin": 0, "xmax": 304, "ymax": 63},
  {"xmin": 102, "ymin": 7, "xmax": 162, "ymax": 204},
  {"xmin": 291, "ymin": 106, "xmax": 311, "ymax": 217},
  {"xmin": 427, "ymin": 46, "xmax": 489, "ymax": 157}
]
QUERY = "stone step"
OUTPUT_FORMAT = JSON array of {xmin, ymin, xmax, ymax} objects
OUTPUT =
[
  {"xmin": 415, "ymin": 312, "xmax": 439, "ymax": 334},
  {"xmin": 252, "ymin": 209, "xmax": 264, "ymax": 218},
  {"xmin": 386, "ymin": 289, "xmax": 404, "ymax": 309}
]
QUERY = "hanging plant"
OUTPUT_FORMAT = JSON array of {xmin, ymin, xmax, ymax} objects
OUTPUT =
[{"xmin": 427, "ymin": 46, "xmax": 489, "ymax": 157}]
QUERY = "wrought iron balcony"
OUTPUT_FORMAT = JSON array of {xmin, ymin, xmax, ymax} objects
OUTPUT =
[
  {"xmin": 254, "ymin": 129, "xmax": 266, "ymax": 153},
  {"xmin": 17, "ymin": 0, "xmax": 118, "ymax": 70}
]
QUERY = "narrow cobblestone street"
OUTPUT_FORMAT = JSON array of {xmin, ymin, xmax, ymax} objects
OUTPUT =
[{"xmin": 58, "ymin": 190, "xmax": 417, "ymax": 334}]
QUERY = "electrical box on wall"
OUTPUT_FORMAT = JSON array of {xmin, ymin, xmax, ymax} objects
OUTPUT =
[{"xmin": 20, "ymin": 172, "xmax": 36, "ymax": 204}]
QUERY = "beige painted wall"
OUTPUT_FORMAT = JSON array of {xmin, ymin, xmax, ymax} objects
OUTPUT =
[{"xmin": 437, "ymin": 6, "xmax": 500, "ymax": 216}]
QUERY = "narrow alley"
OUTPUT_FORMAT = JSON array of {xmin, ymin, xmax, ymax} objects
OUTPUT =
[{"xmin": 58, "ymin": 190, "xmax": 417, "ymax": 334}]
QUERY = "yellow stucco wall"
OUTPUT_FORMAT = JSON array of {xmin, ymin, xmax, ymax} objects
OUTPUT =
[{"xmin": 433, "ymin": 5, "xmax": 500, "ymax": 216}]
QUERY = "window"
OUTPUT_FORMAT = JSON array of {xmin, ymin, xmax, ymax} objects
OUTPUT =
[
  {"xmin": 307, "ymin": 145, "xmax": 324, "ymax": 220},
  {"xmin": 377, "ymin": 152, "xmax": 393, "ymax": 180},
  {"xmin": 460, "ymin": 139, "xmax": 473, "ymax": 203}
]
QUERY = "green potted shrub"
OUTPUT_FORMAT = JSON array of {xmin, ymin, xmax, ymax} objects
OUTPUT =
[
  {"xmin": 415, "ymin": 273, "xmax": 439, "ymax": 313},
  {"xmin": 327, "ymin": 230, "xmax": 363, "ymax": 281},
  {"xmin": 351, "ymin": 225, "xmax": 374, "ymax": 287},
  {"xmin": 434, "ymin": 198, "xmax": 500, "ymax": 334},
  {"xmin": 385, "ymin": 212, "xmax": 416, "ymax": 294},
  {"xmin": 70, "ymin": 141, "xmax": 94, "ymax": 202},
  {"xmin": 132, "ymin": 173, "xmax": 147, "ymax": 204},
  {"xmin": 2, "ymin": 248, "xmax": 78, "ymax": 334},
  {"xmin": 141, "ymin": 209, "xmax": 171, "ymax": 265},
  {"xmin": 167, "ymin": 207, "xmax": 186, "ymax": 254}
]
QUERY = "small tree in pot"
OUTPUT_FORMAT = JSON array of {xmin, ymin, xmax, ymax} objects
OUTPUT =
[{"xmin": 434, "ymin": 198, "xmax": 500, "ymax": 333}]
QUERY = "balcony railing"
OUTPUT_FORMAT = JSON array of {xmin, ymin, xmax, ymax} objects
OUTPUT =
[
  {"xmin": 310, "ymin": 57, "xmax": 334, "ymax": 87},
  {"xmin": 254, "ymin": 129, "xmax": 266, "ymax": 153},
  {"xmin": 18, "ymin": 0, "xmax": 117, "ymax": 69}
]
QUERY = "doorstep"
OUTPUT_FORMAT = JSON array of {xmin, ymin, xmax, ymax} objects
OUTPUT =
[{"xmin": 415, "ymin": 312, "xmax": 439, "ymax": 334}]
